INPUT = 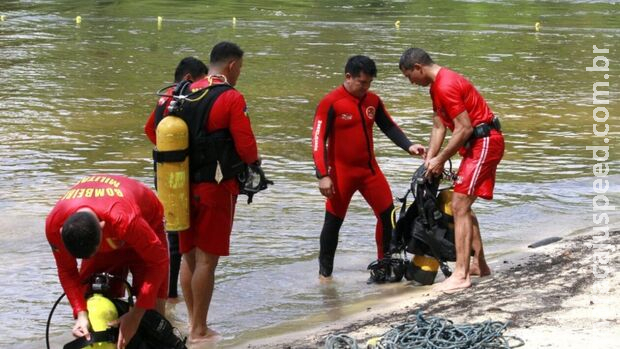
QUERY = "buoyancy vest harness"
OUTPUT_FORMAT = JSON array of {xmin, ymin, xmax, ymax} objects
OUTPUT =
[
  {"xmin": 391, "ymin": 164, "xmax": 458, "ymax": 277},
  {"xmin": 158, "ymin": 82, "xmax": 247, "ymax": 183}
]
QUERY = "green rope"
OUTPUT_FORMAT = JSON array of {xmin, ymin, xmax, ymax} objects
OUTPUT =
[{"xmin": 324, "ymin": 312, "xmax": 524, "ymax": 349}]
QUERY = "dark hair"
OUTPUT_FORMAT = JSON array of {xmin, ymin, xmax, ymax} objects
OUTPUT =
[
  {"xmin": 345, "ymin": 55, "xmax": 377, "ymax": 78},
  {"xmin": 210, "ymin": 41, "xmax": 244, "ymax": 65},
  {"xmin": 399, "ymin": 48, "xmax": 434, "ymax": 70},
  {"xmin": 61, "ymin": 212, "xmax": 101, "ymax": 259},
  {"xmin": 174, "ymin": 56, "xmax": 208, "ymax": 83}
]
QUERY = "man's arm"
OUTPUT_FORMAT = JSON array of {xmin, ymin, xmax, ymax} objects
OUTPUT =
[
  {"xmin": 47, "ymin": 225, "xmax": 91, "ymax": 338},
  {"xmin": 425, "ymin": 113, "xmax": 447, "ymax": 164},
  {"xmin": 122, "ymin": 217, "xmax": 168, "ymax": 310},
  {"xmin": 312, "ymin": 100, "xmax": 332, "ymax": 178},
  {"xmin": 228, "ymin": 93, "xmax": 259, "ymax": 164},
  {"xmin": 374, "ymin": 100, "xmax": 413, "ymax": 150},
  {"xmin": 312, "ymin": 100, "xmax": 336, "ymax": 197},
  {"xmin": 427, "ymin": 111, "xmax": 472, "ymax": 175},
  {"xmin": 144, "ymin": 109, "xmax": 157, "ymax": 145},
  {"xmin": 115, "ymin": 216, "xmax": 168, "ymax": 345},
  {"xmin": 46, "ymin": 224, "xmax": 88, "ymax": 316}
]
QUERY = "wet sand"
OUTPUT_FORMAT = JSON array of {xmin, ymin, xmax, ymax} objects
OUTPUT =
[{"xmin": 234, "ymin": 229, "xmax": 619, "ymax": 349}]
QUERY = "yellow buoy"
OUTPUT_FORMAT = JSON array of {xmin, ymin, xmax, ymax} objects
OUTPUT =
[
  {"xmin": 232, "ymin": 17, "xmax": 237, "ymax": 26},
  {"xmin": 156, "ymin": 115, "xmax": 190, "ymax": 231},
  {"xmin": 394, "ymin": 20, "xmax": 400, "ymax": 29},
  {"xmin": 86, "ymin": 294, "xmax": 118, "ymax": 349},
  {"xmin": 157, "ymin": 16, "xmax": 163, "ymax": 30},
  {"xmin": 535, "ymin": 21, "xmax": 541, "ymax": 32},
  {"xmin": 75, "ymin": 16, "xmax": 82, "ymax": 24},
  {"xmin": 1, "ymin": 15, "xmax": 6, "ymax": 22}
]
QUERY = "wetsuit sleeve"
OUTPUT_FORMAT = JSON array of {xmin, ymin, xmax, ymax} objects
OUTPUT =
[
  {"xmin": 45, "ymin": 222, "xmax": 87, "ymax": 316},
  {"xmin": 375, "ymin": 99, "xmax": 413, "ymax": 152},
  {"xmin": 312, "ymin": 98, "xmax": 333, "ymax": 178},
  {"xmin": 144, "ymin": 109, "xmax": 157, "ymax": 145},
  {"xmin": 228, "ymin": 93, "xmax": 259, "ymax": 164},
  {"xmin": 121, "ymin": 216, "xmax": 168, "ymax": 310}
]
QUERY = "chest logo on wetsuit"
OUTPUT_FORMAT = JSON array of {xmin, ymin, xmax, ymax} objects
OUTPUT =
[
  {"xmin": 339, "ymin": 113, "xmax": 353, "ymax": 120},
  {"xmin": 366, "ymin": 106, "xmax": 376, "ymax": 120},
  {"xmin": 157, "ymin": 96, "xmax": 167, "ymax": 106}
]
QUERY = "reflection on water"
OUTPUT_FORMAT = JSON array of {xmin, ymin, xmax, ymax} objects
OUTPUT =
[{"xmin": 1, "ymin": 0, "xmax": 619, "ymax": 347}]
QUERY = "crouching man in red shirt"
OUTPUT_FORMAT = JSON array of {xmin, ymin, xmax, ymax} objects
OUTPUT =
[
  {"xmin": 46, "ymin": 174, "xmax": 169, "ymax": 348},
  {"xmin": 400, "ymin": 48, "xmax": 504, "ymax": 293}
]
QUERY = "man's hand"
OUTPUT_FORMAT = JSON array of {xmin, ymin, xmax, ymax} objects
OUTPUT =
[
  {"xmin": 408, "ymin": 144, "xmax": 426, "ymax": 157},
  {"xmin": 112, "ymin": 307, "xmax": 145, "ymax": 349},
  {"xmin": 425, "ymin": 156, "xmax": 445, "ymax": 177},
  {"xmin": 318, "ymin": 176, "xmax": 335, "ymax": 198},
  {"xmin": 72, "ymin": 311, "xmax": 91, "ymax": 339}
]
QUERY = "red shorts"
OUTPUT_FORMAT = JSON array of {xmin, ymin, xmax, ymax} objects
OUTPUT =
[
  {"xmin": 79, "ymin": 245, "xmax": 169, "ymax": 306},
  {"xmin": 454, "ymin": 131, "xmax": 504, "ymax": 200},
  {"xmin": 179, "ymin": 180, "xmax": 238, "ymax": 256}
]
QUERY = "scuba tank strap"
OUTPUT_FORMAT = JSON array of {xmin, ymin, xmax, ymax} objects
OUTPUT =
[
  {"xmin": 397, "ymin": 188, "xmax": 411, "ymax": 220},
  {"xmin": 153, "ymin": 148, "xmax": 188, "ymax": 163},
  {"xmin": 63, "ymin": 328, "xmax": 119, "ymax": 349}
]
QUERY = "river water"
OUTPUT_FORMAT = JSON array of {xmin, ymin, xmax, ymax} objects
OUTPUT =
[{"xmin": 0, "ymin": 0, "xmax": 619, "ymax": 348}]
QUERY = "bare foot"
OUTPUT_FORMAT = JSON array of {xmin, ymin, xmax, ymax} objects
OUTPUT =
[
  {"xmin": 319, "ymin": 274, "xmax": 333, "ymax": 284},
  {"xmin": 433, "ymin": 275, "xmax": 471, "ymax": 293},
  {"xmin": 167, "ymin": 296, "xmax": 182, "ymax": 304},
  {"xmin": 189, "ymin": 328, "xmax": 222, "ymax": 345},
  {"xmin": 469, "ymin": 263, "xmax": 491, "ymax": 277}
]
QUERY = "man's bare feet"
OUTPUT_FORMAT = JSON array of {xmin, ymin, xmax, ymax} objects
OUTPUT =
[
  {"xmin": 469, "ymin": 263, "xmax": 491, "ymax": 277},
  {"xmin": 189, "ymin": 328, "xmax": 221, "ymax": 345},
  {"xmin": 433, "ymin": 274, "xmax": 471, "ymax": 293},
  {"xmin": 319, "ymin": 274, "xmax": 333, "ymax": 284},
  {"xmin": 167, "ymin": 296, "xmax": 182, "ymax": 304}
]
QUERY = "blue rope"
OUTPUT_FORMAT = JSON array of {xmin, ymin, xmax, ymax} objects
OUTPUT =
[
  {"xmin": 324, "ymin": 312, "xmax": 524, "ymax": 349},
  {"xmin": 324, "ymin": 333, "xmax": 359, "ymax": 349}
]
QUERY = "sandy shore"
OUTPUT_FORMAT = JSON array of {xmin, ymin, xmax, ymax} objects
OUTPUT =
[{"xmin": 236, "ymin": 229, "xmax": 619, "ymax": 349}]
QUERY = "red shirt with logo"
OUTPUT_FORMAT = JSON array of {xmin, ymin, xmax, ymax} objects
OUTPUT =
[
  {"xmin": 312, "ymin": 85, "xmax": 411, "ymax": 178},
  {"xmin": 430, "ymin": 68, "xmax": 494, "ymax": 131},
  {"xmin": 45, "ymin": 175, "xmax": 168, "ymax": 314}
]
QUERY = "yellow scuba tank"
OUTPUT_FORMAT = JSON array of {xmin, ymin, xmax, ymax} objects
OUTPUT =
[
  {"xmin": 86, "ymin": 293, "xmax": 118, "ymax": 349},
  {"xmin": 156, "ymin": 114, "xmax": 190, "ymax": 231},
  {"xmin": 437, "ymin": 189, "xmax": 454, "ymax": 231},
  {"xmin": 437, "ymin": 188, "xmax": 453, "ymax": 216}
]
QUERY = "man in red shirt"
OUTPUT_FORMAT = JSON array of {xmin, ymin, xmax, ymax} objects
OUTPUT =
[
  {"xmin": 144, "ymin": 57, "xmax": 207, "ymax": 303},
  {"xmin": 312, "ymin": 55, "xmax": 423, "ymax": 280},
  {"xmin": 399, "ymin": 48, "xmax": 505, "ymax": 293},
  {"xmin": 46, "ymin": 174, "xmax": 169, "ymax": 348},
  {"xmin": 144, "ymin": 56, "xmax": 208, "ymax": 144},
  {"xmin": 178, "ymin": 42, "xmax": 259, "ymax": 343}
]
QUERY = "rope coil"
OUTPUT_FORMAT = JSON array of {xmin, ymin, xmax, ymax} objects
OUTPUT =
[{"xmin": 324, "ymin": 312, "xmax": 524, "ymax": 349}]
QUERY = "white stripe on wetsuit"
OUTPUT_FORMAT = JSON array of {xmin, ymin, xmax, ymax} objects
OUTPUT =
[{"xmin": 468, "ymin": 136, "xmax": 489, "ymax": 196}]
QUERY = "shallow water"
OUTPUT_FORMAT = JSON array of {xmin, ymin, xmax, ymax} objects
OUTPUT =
[{"xmin": 0, "ymin": 0, "xmax": 619, "ymax": 348}]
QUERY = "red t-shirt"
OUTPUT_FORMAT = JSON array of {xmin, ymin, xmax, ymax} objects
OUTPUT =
[
  {"xmin": 45, "ymin": 175, "xmax": 168, "ymax": 314},
  {"xmin": 430, "ymin": 68, "xmax": 494, "ymax": 131}
]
